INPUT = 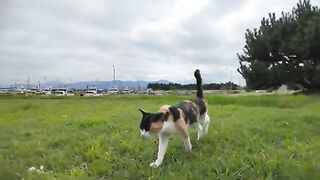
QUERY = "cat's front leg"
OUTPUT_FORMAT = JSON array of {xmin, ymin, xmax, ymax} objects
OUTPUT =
[
  {"xmin": 150, "ymin": 134, "xmax": 169, "ymax": 167},
  {"xmin": 183, "ymin": 136, "xmax": 192, "ymax": 151}
]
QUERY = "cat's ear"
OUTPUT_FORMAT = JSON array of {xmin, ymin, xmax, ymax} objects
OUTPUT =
[{"xmin": 139, "ymin": 109, "xmax": 147, "ymax": 114}]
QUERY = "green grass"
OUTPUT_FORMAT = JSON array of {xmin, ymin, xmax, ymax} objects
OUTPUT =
[{"xmin": 0, "ymin": 94, "xmax": 319, "ymax": 179}]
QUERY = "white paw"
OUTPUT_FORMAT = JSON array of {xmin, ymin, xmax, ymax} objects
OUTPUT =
[
  {"xmin": 184, "ymin": 138, "xmax": 192, "ymax": 151},
  {"xmin": 150, "ymin": 161, "xmax": 161, "ymax": 167},
  {"xmin": 186, "ymin": 144, "xmax": 192, "ymax": 151},
  {"xmin": 197, "ymin": 134, "xmax": 204, "ymax": 140}
]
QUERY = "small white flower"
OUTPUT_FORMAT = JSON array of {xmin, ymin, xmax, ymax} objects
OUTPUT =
[
  {"xmin": 40, "ymin": 165, "xmax": 44, "ymax": 171},
  {"xmin": 28, "ymin": 167, "xmax": 36, "ymax": 172}
]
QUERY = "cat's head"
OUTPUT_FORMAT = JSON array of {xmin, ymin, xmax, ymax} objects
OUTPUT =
[{"xmin": 139, "ymin": 109, "xmax": 169, "ymax": 138}]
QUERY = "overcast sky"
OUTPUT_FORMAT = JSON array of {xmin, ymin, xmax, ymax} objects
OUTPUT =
[{"xmin": 1, "ymin": 0, "xmax": 318, "ymax": 85}]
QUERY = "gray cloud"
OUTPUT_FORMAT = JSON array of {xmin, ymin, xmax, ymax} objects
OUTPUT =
[{"xmin": 1, "ymin": 0, "xmax": 316, "ymax": 85}]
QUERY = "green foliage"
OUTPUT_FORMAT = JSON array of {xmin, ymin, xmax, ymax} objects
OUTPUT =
[
  {"xmin": 0, "ymin": 95, "xmax": 319, "ymax": 179},
  {"xmin": 238, "ymin": 0, "xmax": 320, "ymax": 90}
]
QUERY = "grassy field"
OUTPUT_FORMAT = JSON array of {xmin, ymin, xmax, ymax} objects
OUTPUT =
[{"xmin": 0, "ymin": 94, "xmax": 319, "ymax": 179}]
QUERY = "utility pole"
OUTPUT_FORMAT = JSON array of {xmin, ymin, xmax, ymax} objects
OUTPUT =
[
  {"xmin": 27, "ymin": 76, "xmax": 30, "ymax": 90},
  {"xmin": 69, "ymin": 77, "xmax": 72, "ymax": 90},
  {"xmin": 112, "ymin": 65, "xmax": 116, "ymax": 88}
]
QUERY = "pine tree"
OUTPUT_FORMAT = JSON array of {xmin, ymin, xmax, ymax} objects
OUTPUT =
[{"xmin": 238, "ymin": 0, "xmax": 320, "ymax": 90}]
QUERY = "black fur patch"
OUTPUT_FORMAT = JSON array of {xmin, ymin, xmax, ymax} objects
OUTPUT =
[
  {"xmin": 176, "ymin": 101, "xmax": 198, "ymax": 124},
  {"xmin": 139, "ymin": 111, "xmax": 168, "ymax": 131},
  {"xmin": 139, "ymin": 113, "xmax": 152, "ymax": 131},
  {"xmin": 162, "ymin": 112, "xmax": 170, "ymax": 122},
  {"xmin": 192, "ymin": 98, "xmax": 207, "ymax": 115},
  {"xmin": 169, "ymin": 106, "xmax": 180, "ymax": 122}
]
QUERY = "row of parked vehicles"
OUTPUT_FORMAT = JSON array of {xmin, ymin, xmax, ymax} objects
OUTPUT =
[
  {"xmin": 40, "ymin": 86, "xmax": 118, "ymax": 96},
  {"xmin": 0, "ymin": 85, "xmax": 167, "ymax": 96},
  {"xmin": 0, "ymin": 86, "xmax": 122, "ymax": 96}
]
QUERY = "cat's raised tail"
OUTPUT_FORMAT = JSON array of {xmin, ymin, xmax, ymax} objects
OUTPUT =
[{"xmin": 194, "ymin": 69, "xmax": 203, "ymax": 99}]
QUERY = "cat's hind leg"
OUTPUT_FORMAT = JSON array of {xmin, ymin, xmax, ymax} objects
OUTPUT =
[
  {"xmin": 197, "ymin": 113, "xmax": 210, "ymax": 139},
  {"xmin": 175, "ymin": 118, "xmax": 192, "ymax": 151},
  {"xmin": 196, "ymin": 122, "xmax": 204, "ymax": 140},
  {"xmin": 201, "ymin": 113, "xmax": 210, "ymax": 135}
]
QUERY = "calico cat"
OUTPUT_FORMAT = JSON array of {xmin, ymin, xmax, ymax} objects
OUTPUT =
[{"xmin": 139, "ymin": 69, "xmax": 210, "ymax": 167}]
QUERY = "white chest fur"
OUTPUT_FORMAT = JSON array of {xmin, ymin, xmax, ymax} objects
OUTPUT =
[{"xmin": 160, "ymin": 121, "xmax": 178, "ymax": 134}]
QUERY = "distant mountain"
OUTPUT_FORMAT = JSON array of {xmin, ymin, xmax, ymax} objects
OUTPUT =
[
  {"xmin": 1, "ymin": 80, "xmax": 172, "ymax": 90},
  {"xmin": 156, "ymin": 80, "xmax": 172, "ymax": 84}
]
